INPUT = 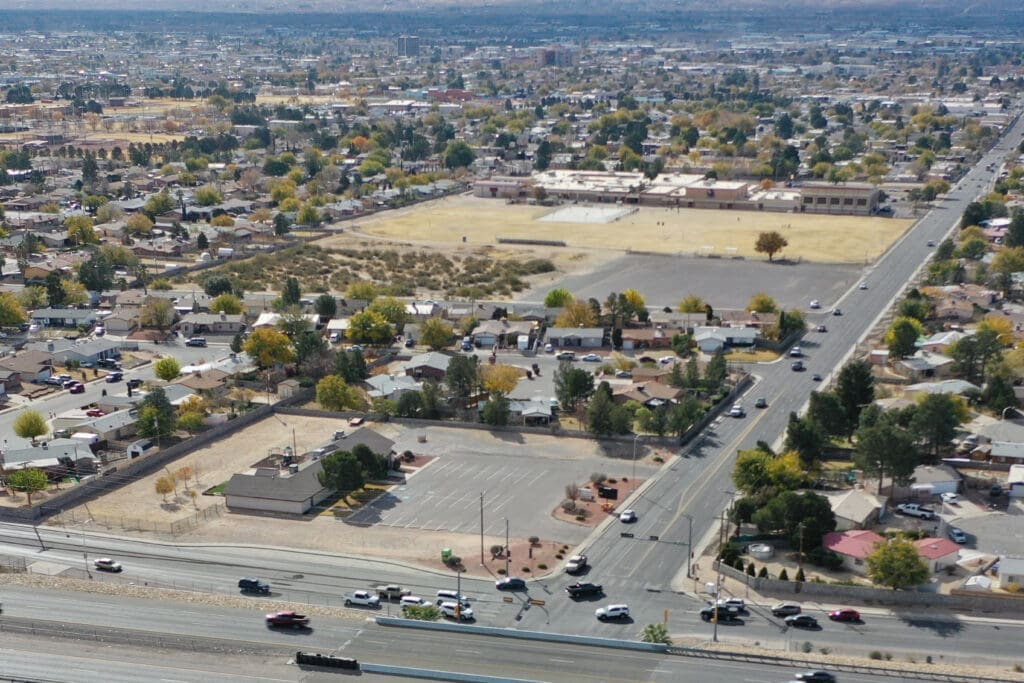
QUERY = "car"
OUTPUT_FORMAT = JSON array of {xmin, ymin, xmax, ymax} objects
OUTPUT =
[
  {"xmin": 439, "ymin": 601, "xmax": 474, "ymax": 621},
  {"xmin": 715, "ymin": 598, "xmax": 746, "ymax": 612},
  {"xmin": 816, "ymin": 324, "xmax": 828, "ymax": 333},
  {"xmin": 990, "ymin": 483, "xmax": 1005, "ymax": 498},
  {"xmin": 185, "ymin": 337, "xmax": 207, "ymax": 347},
  {"xmin": 812, "ymin": 373, "xmax": 823, "ymax": 382},
  {"xmin": 700, "ymin": 605, "xmax": 739, "ymax": 622},
  {"xmin": 809, "ymin": 300, "xmax": 821, "ymax": 309},
  {"xmin": 895, "ymin": 503, "xmax": 935, "ymax": 519},
  {"xmin": 728, "ymin": 404, "xmax": 745, "ymax": 418},
  {"xmin": 400, "ymin": 595, "xmax": 428, "ymax": 609},
  {"xmin": 461, "ymin": 341, "xmax": 474, "ymax": 351},
  {"xmin": 97, "ymin": 358, "xmax": 121, "ymax": 369},
  {"xmin": 556, "ymin": 351, "xmax": 576, "ymax": 361},
  {"xmin": 595, "ymin": 604, "xmax": 630, "ymax": 621},
  {"xmin": 495, "ymin": 577, "xmax": 527, "ymax": 591},
  {"xmin": 581, "ymin": 353, "xmax": 602, "ymax": 362},
  {"xmin": 948, "ymin": 526, "xmax": 968, "ymax": 544},
  {"xmin": 614, "ymin": 370, "xmax": 633, "ymax": 378},
  {"xmin": 877, "ymin": 205, "xmax": 894, "ymax": 216},
  {"xmin": 832, "ymin": 308, "xmax": 842, "ymax": 316},
  {"xmin": 43, "ymin": 376, "xmax": 63, "ymax": 386},
  {"xmin": 238, "ymin": 577, "xmax": 271, "ymax": 594},
  {"xmin": 771, "ymin": 602, "xmax": 802, "ymax": 617},
  {"xmin": 68, "ymin": 382, "xmax": 85, "ymax": 394},
  {"xmin": 435, "ymin": 590, "xmax": 471, "ymax": 607},
  {"xmin": 927, "ymin": 240, "xmax": 936, "ymax": 247},
  {"xmin": 619, "ymin": 509, "xmax": 637, "ymax": 523},
  {"xmin": 105, "ymin": 371, "xmax": 123, "ymax": 383},
  {"xmin": 94, "ymin": 326, "xmax": 105, "ymax": 336},
  {"xmin": 859, "ymin": 282, "xmax": 869, "ymax": 290},
  {"xmin": 786, "ymin": 614, "xmax": 819, "ymax": 629},
  {"xmin": 828, "ymin": 608, "xmax": 860, "ymax": 622},
  {"xmin": 93, "ymin": 558, "xmax": 122, "ymax": 572},
  {"xmin": 544, "ymin": 343, "xmax": 554, "ymax": 353},
  {"xmin": 61, "ymin": 379, "xmax": 77, "ymax": 388},
  {"xmin": 566, "ymin": 582, "xmax": 603, "ymax": 598},
  {"xmin": 126, "ymin": 378, "xmax": 143, "ymax": 389},
  {"xmin": 565, "ymin": 554, "xmax": 588, "ymax": 574},
  {"xmin": 789, "ymin": 346, "xmax": 802, "ymax": 357},
  {"xmin": 344, "ymin": 590, "xmax": 381, "ymax": 608},
  {"xmin": 265, "ymin": 611, "xmax": 309, "ymax": 628},
  {"xmin": 658, "ymin": 356, "xmax": 676, "ymax": 365},
  {"xmin": 940, "ymin": 492, "xmax": 960, "ymax": 505},
  {"xmin": 794, "ymin": 671, "xmax": 836, "ymax": 682},
  {"xmin": 754, "ymin": 397, "xmax": 768, "ymax": 409},
  {"xmin": 404, "ymin": 337, "xmax": 415, "ymax": 348},
  {"xmin": 791, "ymin": 360, "xmax": 805, "ymax": 372},
  {"xmin": 85, "ymin": 409, "xmax": 106, "ymax": 417}
]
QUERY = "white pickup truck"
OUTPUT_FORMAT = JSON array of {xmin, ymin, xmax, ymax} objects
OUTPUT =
[
  {"xmin": 896, "ymin": 503, "xmax": 935, "ymax": 519},
  {"xmin": 344, "ymin": 590, "xmax": 381, "ymax": 608}
]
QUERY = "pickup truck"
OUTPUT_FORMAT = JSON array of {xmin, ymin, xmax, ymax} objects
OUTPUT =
[
  {"xmin": 265, "ymin": 611, "xmax": 309, "ymax": 628},
  {"xmin": 896, "ymin": 503, "xmax": 935, "ymax": 519},
  {"xmin": 344, "ymin": 590, "xmax": 381, "ymax": 608},
  {"xmin": 565, "ymin": 554, "xmax": 588, "ymax": 574},
  {"xmin": 375, "ymin": 584, "xmax": 412, "ymax": 601},
  {"xmin": 565, "ymin": 582, "xmax": 603, "ymax": 598}
]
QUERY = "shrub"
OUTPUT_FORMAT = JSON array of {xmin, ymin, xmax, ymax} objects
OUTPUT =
[
  {"xmin": 402, "ymin": 604, "xmax": 441, "ymax": 621},
  {"xmin": 653, "ymin": 456, "xmax": 664, "ymax": 463},
  {"xmin": 795, "ymin": 567, "xmax": 806, "ymax": 582},
  {"xmin": 590, "ymin": 472, "xmax": 607, "ymax": 485},
  {"xmin": 528, "ymin": 536, "xmax": 540, "ymax": 545},
  {"xmin": 562, "ymin": 499, "xmax": 577, "ymax": 512},
  {"xmin": 1007, "ymin": 582, "xmax": 1022, "ymax": 594},
  {"xmin": 733, "ymin": 557, "xmax": 745, "ymax": 571},
  {"xmin": 801, "ymin": 642, "xmax": 813, "ymax": 654},
  {"xmin": 758, "ymin": 567, "xmax": 768, "ymax": 579},
  {"xmin": 719, "ymin": 544, "xmax": 741, "ymax": 566},
  {"xmin": 778, "ymin": 568, "xmax": 789, "ymax": 581},
  {"xmin": 870, "ymin": 651, "xmax": 883, "ymax": 660},
  {"xmin": 490, "ymin": 544, "xmax": 504, "ymax": 558},
  {"xmin": 607, "ymin": 478, "xmax": 617, "ymax": 484},
  {"xmin": 746, "ymin": 563, "xmax": 756, "ymax": 576},
  {"xmin": 521, "ymin": 567, "xmax": 531, "ymax": 573},
  {"xmin": 537, "ymin": 563, "xmax": 548, "ymax": 570},
  {"xmin": 576, "ymin": 513, "xmax": 586, "ymax": 521}
]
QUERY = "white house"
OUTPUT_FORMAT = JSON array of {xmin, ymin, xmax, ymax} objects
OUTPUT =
[
  {"xmin": 997, "ymin": 556, "xmax": 1024, "ymax": 589},
  {"xmin": 909, "ymin": 464, "xmax": 961, "ymax": 498}
]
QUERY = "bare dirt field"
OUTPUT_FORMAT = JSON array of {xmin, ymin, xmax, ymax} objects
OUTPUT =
[{"xmin": 346, "ymin": 194, "xmax": 912, "ymax": 264}]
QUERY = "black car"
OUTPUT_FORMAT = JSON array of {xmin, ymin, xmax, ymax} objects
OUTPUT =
[
  {"xmin": 700, "ymin": 606, "xmax": 738, "ymax": 622},
  {"xmin": 105, "ymin": 371, "xmax": 123, "ymax": 383},
  {"xmin": 794, "ymin": 671, "xmax": 835, "ymax": 682},
  {"xmin": 496, "ymin": 577, "xmax": 527, "ymax": 591},
  {"xmin": 127, "ymin": 378, "xmax": 144, "ymax": 389},
  {"xmin": 565, "ymin": 582, "xmax": 603, "ymax": 598},
  {"xmin": 238, "ymin": 577, "xmax": 271, "ymax": 594},
  {"xmin": 785, "ymin": 614, "xmax": 819, "ymax": 629}
]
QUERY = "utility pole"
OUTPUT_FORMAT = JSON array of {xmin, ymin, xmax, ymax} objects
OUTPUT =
[
  {"xmin": 505, "ymin": 517, "xmax": 510, "ymax": 575},
  {"xmin": 479, "ymin": 492, "xmax": 484, "ymax": 566},
  {"xmin": 632, "ymin": 434, "xmax": 639, "ymax": 495},
  {"xmin": 798, "ymin": 522, "xmax": 805, "ymax": 570},
  {"xmin": 684, "ymin": 514, "xmax": 693, "ymax": 579},
  {"xmin": 713, "ymin": 509, "xmax": 725, "ymax": 643}
]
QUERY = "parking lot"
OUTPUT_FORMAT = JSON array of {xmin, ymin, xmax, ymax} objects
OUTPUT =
[{"xmin": 348, "ymin": 425, "xmax": 659, "ymax": 543}]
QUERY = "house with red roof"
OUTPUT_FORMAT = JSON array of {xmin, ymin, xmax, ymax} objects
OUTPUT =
[
  {"xmin": 914, "ymin": 537, "xmax": 961, "ymax": 572},
  {"xmin": 823, "ymin": 530, "xmax": 884, "ymax": 575}
]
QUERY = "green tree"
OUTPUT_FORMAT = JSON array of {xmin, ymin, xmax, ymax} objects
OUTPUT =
[
  {"xmin": 482, "ymin": 393, "xmax": 511, "ymax": 426},
  {"xmin": 317, "ymin": 450, "xmax": 364, "ymax": 497},
  {"xmin": 210, "ymin": 293, "xmax": 243, "ymax": 314},
  {"xmin": 202, "ymin": 274, "xmax": 235, "ymax": 297},
  {"xmin": 0, "ymin": 291, "xmax": 28, "ymax": 326},
  {"xmin": 704, "ymin": 349, "xmax": 727, "ymax": 389},
  {"xmin": 420, "ymin": 317, "xmax": 454, "ymax": 350},
  {"xmin": 443, "ymin": 140, "xmax": 476, "ymax": 169},
  {"xmin": 77, "ymin": 250, "xmax": 115, "ymax": 292},
  {"xmin": 194, "ymin": 185, "xmax": 223, "ymax": 206},
  {"xmin": 678, "ymin": 295, "xmax": 706, "ymax": 314},
  {"xmin": 554, "ymin": 361, "xmax": 595, "ymax": 411},
  {"xmin": 948, "ymin": 329, "xmax": 1002, "ymax": 384},
  {"xmin": 866, "ymin": 538, "xmax": 929, "ymax": 590},
  {"xmin": 66, "ymin": 215, "xmax": 98, "ymax": 245},
  {"xmin": 297, "ymin": 202, "xmax": 320, "ymax": 226},
  {"xmin": 835, "ymin": 361, "xmax": 875, "ymax": 437},
  {"xmin": 346, "ymin": 310, "xmax": 394, "ymax": 346},
  {"xmin": 140, "ymin": 297, "xmax": 176, "ymax": 331},
  {"xmin": 294, "ymin": 332, "xmax": 328, "ymax": 374},
  {"xmin": 314, "ymin": 293, "xmax": 337, "ymax": 319},
  {"xmin": 544, "ymin": 288, "xmax": 574, "ymax": 308},
  {"xmin": 446, "ymin": 355, "xmax": 479, "ymax": 402},
  {"xmin": 154, "ymin": 356, "xmax": 181, "ymax": 381},
  {"xmin": 752, "ymin": 490, "xmax": 835, "ymax": 552},
  {"xmin": 807, "ymin": 391, "xmax": 847, "ymax": 439},
  {"xmin": 371, "ymin": 397, "xmax": 398, "ymax": 421},
  {"xmin": 784, "ymin": 413, "xmax": 825, "ymax": 468},
  {"xmin": 230, "ymin": 333, "xmax": 244, "ymax": 354},
  {"xmin": 243, "ymin": 327, "xmax": 295, "ymax": 369},
  {"xmin": 747, "ymin": 292, "xmax": 778, "ymax": 313},
  {"xmin": 754, "ymin": 231, "xmax": 788, "ymax": 262},
  {"xmin": 178, "ymin": 411, "xmax": 206, "ymax": 435},
  {"xmin": 420, "ymin": 380, "xmax": 443, "ymax": 419},
  {"xmin": 316, "ymin": 375, "xmax": 363, "ymax": 411},
  {"xmin": 402, "ymin": 604, "xmax": 441, "ymax": 621},
  {"xmin": 854, "ymin": 413, "xmax": 919, "ymax": 494},
  {"xmin": 13, "ymin": 409, "xmax": 49, "ymax": 443},
  {"xmin": 280, "ymin": 276, "xmax": 302, "ymax": 307},
  {"xmin": 7, "ymin": 469, "xmax": 48, "ymax": 506},
  {"xmin": 911, "ymin": 393, "xmax": 965, "ymax": 460},
  {"xmin": 982, "ymin": 365, "xmax": 1018, "ymax": 414},
  {"xmin": 16, "ymin": 286, "xmax": 47, "ymax": 311},
  {"xmin": 586, "ymin": 383, "xmax": 616, "ymax": 436},
  {"xmin": 640, "ymin": 623, "xmax": 672, "ymax": 644},
  {"xmin": 137, "ymin": 387, "xmax": 177, "ymax": 439},
  {"xmin": 396, "ymin": 391, "xmax": 424, "ymax": 417},
  {"xmin": 884, "ymin": 316, "xmax": 925, "ymax": 359}
]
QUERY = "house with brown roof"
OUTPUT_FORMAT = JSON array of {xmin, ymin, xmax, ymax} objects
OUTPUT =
[
  {"xmin": 620, "ymin": 327, "xmax": 672, "ymax": 350},
  {"xmin": 174, "ymin": 368, "xmax": 231, "ymax": 398},
  {"xmin": 611, "ymin": 381, "xmax": 680, "ymax": 408},
  {"xmin": 0, "ymin": 349, "xmax": 55, "ymax": 386}
]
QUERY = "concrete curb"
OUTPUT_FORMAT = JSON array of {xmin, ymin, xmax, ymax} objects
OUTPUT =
[
  {"xmin": 360, "ymin": 663, "xmax": 543, "ymax": 683},
  {"xmin": 374, "ymin": 616, "xmax": 669, "ymax": 653}
]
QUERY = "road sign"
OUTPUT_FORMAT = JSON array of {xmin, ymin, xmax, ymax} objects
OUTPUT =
[{"xmin": 529, "ymin": 599, "xmax": 546, "ymax": 606}]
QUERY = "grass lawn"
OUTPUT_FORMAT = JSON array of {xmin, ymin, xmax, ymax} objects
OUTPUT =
[
  {"xmin": 351, "ymin": 195, "xmax": 913, "ymax": 264},
  {"xmin": 726, "ymin": 349, "xmax": 779, "ymax": 362},
  {"xmin": 321, "ymin": 482, "xmax": 392, "ymax": 517},
  {"xmin": 204, "ymin": 482, "xmax": 229, "ymax": 495}
]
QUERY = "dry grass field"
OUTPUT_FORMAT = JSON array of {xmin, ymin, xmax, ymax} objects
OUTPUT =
[{"xmin": 352, "ymin": 195, "xmax": 912, "ymax": 264}]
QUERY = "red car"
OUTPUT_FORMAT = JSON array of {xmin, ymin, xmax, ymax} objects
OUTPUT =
[
  {"xmin": 86, "ymin": 409, "xmax": 106, "ymax": 417},
  {"xmin": 828, "ymin": 608, "xmax": 861, "ymax": 622},
  {"xmin": 265, "ymin": 611, "xmax": 310, "ymax": 628},
  {"xmin": 68, "ymin": 382, "xmax": 85, "ymax": 394}
]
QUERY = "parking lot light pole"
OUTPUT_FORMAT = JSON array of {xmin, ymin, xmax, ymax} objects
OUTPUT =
[{"xmin": 683, "ymin": 513, "xmax": 694, "ymax": 578}]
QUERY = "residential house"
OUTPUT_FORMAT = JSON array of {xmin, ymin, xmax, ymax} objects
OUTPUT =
[
  {"xmin": 903, "ymin": 378, "xmax": 979, "ymax": 397},
  {"xmin": 997, "ymin": 556, "xmax": 1024, "ymax": 589},
  {"xmin": 365, "ymin": 373, "xmax": 420, "ymax": 401},
  {"xmin": 612, "ymin": 381, "xmax": 680, "ymax": 408},
  {"xmin": 693, "ymin": 326, "xmax": 758, "ymax": 353},
  {"xmin": 103, "ymin": 310, "xmax": 140, "ymax": 334},
  {"xmin": 894, "ymin": 351, "xmax": 956, "ymax": 380},
  {"xmin": 178, "ymin": 312, "xmax": 247, "ymax": 337},
  {"xmin": 30, "ymin": 307, "xmax": 100, "ymax": 329},
  {"xmin": 405, "ymin": 301, "xmax": 441, "ymax": 321},
  {"xmin": 718, "ymin": 310, "xmax": 779, "ymax": 330},
  {"xmin": 908, "ymin": 464, "xmax": 962, "ymax": 498},
  {"xmin": 402, "ymin": 351, "xmax": 453, "ymax": 381},
  {"xmin": 990, "ymin": 442, "xmax": 1024, "ymax": 465},
  {"xmin": 1, "ymin": 438, "xmax": 97, "ymax": 475},
  {"xmin": 919, "ymin": 330, "xmax": 967, "ymax": 353},
  {"xmin": 1007, "ymin": 464, "xmax": 1024, "ymax": 498},
  {"xmin": 76, "ymin": 409, "xmax": 139, "ymax": 442},
  {"xmin": 914, "ymin": 537, "xmax": 961, "ymax": 572},
  {"xmin": 0, "ymin": 350, "xmax": 55, "ymax": 386},
  {"xmin": 478, "ymin": 397, "xmax": 553, "ymax": 425},
  {"xmin": 26, "ymin": 338, "xmax": 123, "ymax": 366},
  {"xmin": 826, "ymin": 489, "xmax": 885, "ymax": 531},
  {"xmin": 544, "ymin": 327, "xmax": 604, "ymax": 349},
  {"xmin": 474, "ymin": 319, "xmax": 537, "ymax": 348},
  {"xmin": 252, "ymin": 311, "xmax": 319, "ymax": 331},
  {"xmin": 620, "ymin": 327, "xmax": 672, "ymax": 350},
  {"xmin": 822, "ymin": 530, "xmax": 885, "ymax": 575},
  {"xmin": 174, "ymin": 369, "xmax": 231, "ymax": 398}
]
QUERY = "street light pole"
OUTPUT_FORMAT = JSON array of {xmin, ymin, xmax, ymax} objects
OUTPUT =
[
  {"xmin": 504, "ymin": 517, "xmax": 510, "ymax": 575},
  {"xmin": 632, "ymin": 434, "xmax": 640, "ymax": 495},
  {"xmin": 479, "ymin": 492, "xmax": 485, "ymax": 566},
  {"xmin": 684, "ymin": 513, "xmax": 693, "ymax": 579}
]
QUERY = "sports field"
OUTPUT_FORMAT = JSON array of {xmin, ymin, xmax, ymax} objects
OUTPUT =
[{"xmin": 353, "ymin": 195, "xmax": 913, "ymax": 264}]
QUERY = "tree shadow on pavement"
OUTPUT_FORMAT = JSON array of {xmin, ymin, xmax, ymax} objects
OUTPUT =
[{"xmin": 895, "ymin": 612, "xmax": 965, "ymax": 637}]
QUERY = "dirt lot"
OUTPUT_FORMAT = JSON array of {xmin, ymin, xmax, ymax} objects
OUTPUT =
[{"xmin": 342, "ymin": 194, "xmax": 911, "ymax": 264}]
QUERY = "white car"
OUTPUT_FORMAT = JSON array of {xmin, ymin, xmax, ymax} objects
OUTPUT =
[
  {"xmin": 439, "ymin": 601, "xmax": 474, "ymax": 621},
  {"xmin": 940, "ymin": 492, "xmax": 960, "ymax": 505},
  {"xmin": 344, "ymin": 590, "xmax": 381, "ymax": 608},
  {"xmin": 93, "ymin": 558, "xmax": 123, "ymax": 572},
  {"xmin": 544, "ymin": 343, "xmax": 554, "ymax": 353},
  {"xmin": 859, "ymin": 282, "xmax": 868, "ymax": 290},
  {"xmin": 729, "ymin": 404, "xmax": 745, "ymax": 418},
  {"xmin": 716, "ymin": 597, "xmax": 746, "ymax": 612},
  {"xmin": 400, "ymin": 595, "xmax": 427, "ymax": 609},
  {"xmin": 581, "ymin": 353, "xmax": 602, "ymax": 362},
  {"xmin": 809, "ymin": 300, "xmax": 821, "ymax": 309},
  {"xmin": 619, "ymin": 509, "xmax": 637, "ymax": 523},
  {"xmin": 595, "ymin": 604, "xmax": 630, "ymax": 621}
]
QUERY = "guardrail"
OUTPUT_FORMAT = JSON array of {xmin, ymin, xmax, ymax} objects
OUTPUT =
[
  {"xmin": 666, "ymin": 645, "xmax": 1010, "ymax": 682},
  {"xmin": 360, "ymin": 663, "xmax": 543, "ymax": 683},
  {"xmin": 375, "ymin": 616, "xmax": 668, "ymax": 653}
]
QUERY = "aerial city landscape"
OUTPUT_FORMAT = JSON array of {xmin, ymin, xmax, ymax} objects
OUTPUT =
[{"xmin": 3, "ymin": 1, "xmax": 1024, "ymax": 681}]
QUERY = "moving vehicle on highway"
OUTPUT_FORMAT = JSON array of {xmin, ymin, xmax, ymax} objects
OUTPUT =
[
  {"xmin": 565, "ymin": 554, "xmax": 588, "ymax": 574},
  {"xmin": 785, "ymin": 614, "xmax": 819, "ymax": 629},
  {"xmin": 754, "ymin": 397, "xmax": 768, "ymax": 408},
  {"xmin": 344, "ymin": 590, "xmax": 381, "ymax": 608},
  {"xmin": 581, "ymin": 353, "xmax": 602, "ymax": 362},
  {"xmin": 93, "ymin": 558, "xmax": 122, "ymax": 572},
  {"xmin": 700, "ymin": 605, "xmax": 739, "ymax": 622},
  {"xmin": 728, "ymin": 404, "xmax": 745, "ymax": 418},
  {"xmin": 828, "ymin": 608, "xmax": 860, "ymax": 622},
  {"xmin": 619, "ymin": 509, "xmax": 637, "ymax": 523},
  {"xmin": 265, "ymin": 611, "xmax": 309, "ymax": 628},
  {"xmin": 771, "ymin": 602, "xmax": 801, "ymax": 617},
  {"xmin": 948, "ymin": 526, "xmax": 968, "ymax": 544},
  {"xmin": 566, "ymin": 582, "xmax": 603, "ymax": 598},
  {"xmin": 793, "ymin": 671, "xmax": 836, "ymax": 682},
  {"xmin": 595, "ymin": 604, "xmax": 630, "ymax": 621},
  {"xmin": 439, "ymin": 601, "xmax": 474, "ymax": 621},
  {"xmin": 495, "ymin": 577, "xmax": 527, "ymax": 591},
  {"xmin": 185, "ymin": 337, "xmax": 207, "ymax": 347},
  {"xmin": 68, "ymin": 381, "xmax": 85, "ymax": 394},
  {"xmin": 238, "ymin": 577, "xmax": 270, "ymax": 594}
]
